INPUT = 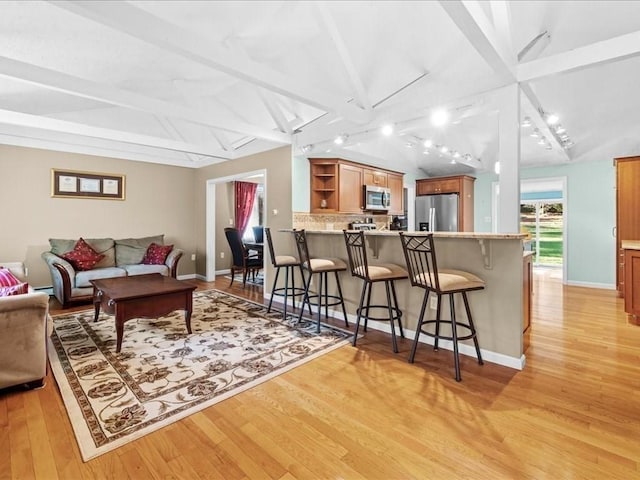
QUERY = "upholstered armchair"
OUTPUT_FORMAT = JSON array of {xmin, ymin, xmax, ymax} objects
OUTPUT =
[{"xmin": 0, "ymin": 290, "xmax": 50, "ymax": 390}]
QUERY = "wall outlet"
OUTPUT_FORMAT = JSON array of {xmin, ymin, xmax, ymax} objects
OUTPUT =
[
  {"xmin": 190, "ymin": 253, "xmax": 196, "ymax": 261},
  {"xmin": 430, "ymin": 296, "xmax": 438, "ymax": 310},
  {"xmin": 220, "ymin": 252, "xmax": 224, "ymax": 259}
]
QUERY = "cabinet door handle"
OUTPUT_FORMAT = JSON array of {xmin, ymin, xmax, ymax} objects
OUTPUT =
[{"xmin": 613, "ymin": 226, "xmax": 617, "ymax": 237}]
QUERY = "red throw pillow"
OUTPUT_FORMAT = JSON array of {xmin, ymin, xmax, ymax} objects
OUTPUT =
[
  {"xmin": 0, "ymin": 282, "xmax": 29, "ymax": 297},
  {"xmin": 142, "ymin": 243, "xmax": 174, "ymax": 265},
  {"xmin": 61, "ymin": 238, "xmax": 105, "ymax": 271},
  {"xmin": 0, "ymin": 267, "xmax": 21, "ymax": 287}
]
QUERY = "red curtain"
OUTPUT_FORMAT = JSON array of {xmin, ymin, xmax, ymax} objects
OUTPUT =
[{"xmin": 234, "ymin": 181, "xmax": 257, "ymax": 236}]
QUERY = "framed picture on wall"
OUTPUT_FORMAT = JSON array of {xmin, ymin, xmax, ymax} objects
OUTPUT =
[{"xmin": 51, "ymin": 169, "xmax": 126, "ymax": 200}]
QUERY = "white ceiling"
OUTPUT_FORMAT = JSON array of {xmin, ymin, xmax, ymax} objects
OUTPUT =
[{"xmin": 1, "ymin": 1, "xmax": 640, "ymax": 177}]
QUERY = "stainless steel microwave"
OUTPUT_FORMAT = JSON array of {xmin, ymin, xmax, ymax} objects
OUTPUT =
[{"xmin": 363, "ymin": 185, "xmax": 391, "ymax": 211}]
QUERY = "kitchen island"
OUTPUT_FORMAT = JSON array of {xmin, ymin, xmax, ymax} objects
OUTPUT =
[{"xmin": 281, "ymin": 229, "xmax": 529, "ymax": 369}]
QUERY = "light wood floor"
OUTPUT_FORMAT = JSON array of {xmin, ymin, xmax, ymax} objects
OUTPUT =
[{"xmin": 2, "ymin": 271, "xmax": 639, "ymax": 479}]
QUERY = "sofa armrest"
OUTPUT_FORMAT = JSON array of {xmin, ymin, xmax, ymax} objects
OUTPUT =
[
  {"xmin": 0, "ymin": 292, "xmax": 50, "ymax": 389},
  {"xmin": 41, "ymin": 252, "xmax": 76, "ymax": 306},
  {"xmin": 165, "ymin": 248, "xmax": 184, "ymax": 278}
]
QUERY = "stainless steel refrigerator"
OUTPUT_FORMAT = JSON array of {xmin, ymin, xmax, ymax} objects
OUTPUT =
[{"xmin": 415, "ymin": 194, "xmax": 459, "ymax": 232}]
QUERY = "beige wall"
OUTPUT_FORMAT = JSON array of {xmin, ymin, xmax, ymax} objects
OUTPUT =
[
  {"xmin": 0, "ymin": 145, "xmax": 198, "ymax": 287},
  {"xmin": 194, "ymin": 146, "xmax": 293, "ymax": 281}
]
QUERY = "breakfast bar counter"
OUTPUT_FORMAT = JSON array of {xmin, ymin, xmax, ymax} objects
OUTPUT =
[{"xmin": 281, "ymin": 229, "xmax": 529, "ymax": 369}]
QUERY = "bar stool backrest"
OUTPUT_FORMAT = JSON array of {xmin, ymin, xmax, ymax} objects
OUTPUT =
[
  {"xmin": 293, "ymin": 229, "xmax": 311, "ymax": 270},
  {"xmin": 399, "ymin": 233, "xmax": 441, "ymax": 292},
  {"xmin": 264, "ymin": 227, "xmax": 279, "ymax": 267},
  {"xmin": 343, "ymin": 230, "xmax": 369, "ymax": 281}
]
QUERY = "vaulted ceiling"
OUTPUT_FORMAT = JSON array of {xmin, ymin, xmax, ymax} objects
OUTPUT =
[{"xmin": 2, "ymin": 1, "xmax": 640, "ymax": 177}]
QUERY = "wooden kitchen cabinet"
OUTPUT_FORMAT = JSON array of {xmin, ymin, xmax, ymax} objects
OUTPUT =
[
  {"xmin": 415, "ymin": 175, "xmax": 476, "ymax": 231},
  {"xmin": 523, "ymin": 252, "xmax": 533, "ymax": 350},
  {"xmin": 309, "ymin": 159, "xmax": 338, "ymax": 212},
  {"xmin": 624, "ymin": 246, "xmax": 640, "ymax": 318},
  {"xmin": 387, "ymin": 173, "xmax": 404, "ymax": 215},
  {"xmin": 338, "ymin": 163, "xmax": 364, "ymax": 213},
  {"xmin": 615, "ymin": 156, "xmax": 640, "ymax": 295},
  {"xmin": 363, "ymin": 168, "xmax": 387, "ymax": 187},
  {"xmin": 309, "ymin": 158, "xmax": 403, "ymax": 214}
]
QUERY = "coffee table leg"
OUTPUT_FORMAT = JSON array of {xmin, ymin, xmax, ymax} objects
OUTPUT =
[
  {"xmin": 115, "ymin": 317, "xmax": 124, "ymax": 353},
  {"xmin": 93, "ymin": 289, "xmax": 102, "ymax": 322},
  {"xmin": 185, "ymin": 309, "xmax": 192, "ymax": 334}
]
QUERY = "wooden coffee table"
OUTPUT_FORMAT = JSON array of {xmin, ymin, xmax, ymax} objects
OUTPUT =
[{"xmin": 90, "ymin": 274, "xmax": 197, "ymax": 353}]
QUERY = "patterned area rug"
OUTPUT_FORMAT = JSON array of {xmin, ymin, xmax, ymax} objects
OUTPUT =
[
  {"xmin": 48, "ymin": 289, "xmax": 351, "ymax": 462},
  {"xmin": 223, "ymin": 273, "xmax": 264, "ymax": 286}
]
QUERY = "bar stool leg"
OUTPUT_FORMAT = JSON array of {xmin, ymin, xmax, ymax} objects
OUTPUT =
[
  {"xmin": 316, "ymin": 272, "xmax": 324, "ymax": 333},
  {"xmin": 283, "ymin": 265, "xmax": 290, "ymax": 319},
  {"xmin": 363, "ymin": 280, "xmax": 373, "ymax": 332},
  {"xmin": 334, "ymin": 271, "xmax": 349, "ymax": 328},
  {"xmin": 409, "ymin": 291, "xmax": 429, "ymax": 363},
  {"xmin": 267, "ymin": 266, "xmax": 281, "ymax": 313},
  {"xmin": 462, "ymin": 291, "xmax": 484, "ymax": 365},
  {"xmin": 450, "ymin": 294, "xmax": 461, "ymax": 382},
  {"xmin": 390, "ymin": 281, "xmax": 404, "ymax": 338},
  {"xmin": 297, "ymin": 270, "xmax": 313, "ymax": 326},
  {"xmin": 353, "ymin": 281, "xmax": 368, "ymax": 347},
  {"xmin": 385, "ymin": 281, "xmax": 399, "ymax": 353},
  {"xmin": 290, "ymin": 266, "xmax": 296, "ymax": 311},
  {"xmin": 434, "ymin": 294, "xmax": 443, "ymax": 351},
  {"xmin": 299, "ymin": 265, "xmax": 313, "ymax": 316}
]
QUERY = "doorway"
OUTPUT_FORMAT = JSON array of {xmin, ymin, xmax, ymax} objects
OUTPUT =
[
  {"xmin": 520, "ymin": 201, "xmax": 564, "ymax": 267},
  {"xmin": 205, "ymin": 169, "xmax": 267, "ymax": 282}
]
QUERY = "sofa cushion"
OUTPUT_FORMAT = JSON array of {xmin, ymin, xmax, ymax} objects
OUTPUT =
[
  {"xmin": 0, "ymin": 267, "xmax": 21, "ymax": 287},
  {"xmin": 115, "ymin": 235, "xmax": 164, "ymax": 266},
  {"xmin": 122, "ymin": 264, "xmax": 169, "ymax": 276},
  {"xmin": 61, "ymin": 238, "xmax": 105, "ymax": 271},
  {"xmin": 50, "ymin": 238, "xmax": 116, "ymax": 268},
  {"xmin": 142, "ymin": 243, "xmax": 174, "ymax": 265},
  {"xmin": 0, "ymin": 282, "xmax": 29, "ymax": 297},
  {"xmin": 75, "ymin": 267, "xmax": 127, "ymax": 288}
]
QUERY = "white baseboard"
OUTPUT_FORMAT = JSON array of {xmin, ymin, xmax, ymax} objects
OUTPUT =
[
  {"xmin": 266, "ymin": 300, "xmax": 526, "ymax": 370},
  {"xmin": 566, "ymin": 280, "xmax": 616, "ymax": 290},
  {"xmin": 177, "ymin": 274, "xmax": 197, "ymax": 280}
]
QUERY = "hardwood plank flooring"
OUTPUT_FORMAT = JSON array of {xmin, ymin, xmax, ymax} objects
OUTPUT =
[{"xmin": 1, "ymin": 271, "xmax": 639, "ymax": 479}]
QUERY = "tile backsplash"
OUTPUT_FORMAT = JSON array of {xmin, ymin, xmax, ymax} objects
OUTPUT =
[{"xmin": 293, "ymin": 212, "xmax": 391, "ymax": 231}]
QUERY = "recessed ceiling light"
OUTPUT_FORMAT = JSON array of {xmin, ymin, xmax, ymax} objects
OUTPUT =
[
  {"xmin": 453, "ymin": 151, "xmax": 461, "ymax": 158},
  {"xmin": 440, "ymin": 145, "xmax": 449, "ymax": 154},
  {"xmin": 430, "ymin": 108, "xmax": 450, "ymax": 127},
  {"xmin": 423, "ymin": 139, "xmax": 433, "ymax": 148},
  {"xmin": 555, "ymin": 125, "xmax": 566, "ymax": 134},
  {"xmin": 423, "ymin": 150, "xmax": 430, "ymax": 155},
  {"xmin": 521, "ymin": 117, "xmax": 532, "ymax": 128},
  {"xmin": 381, "ymin": 124, "xmax": 394, "ymax": 136}
]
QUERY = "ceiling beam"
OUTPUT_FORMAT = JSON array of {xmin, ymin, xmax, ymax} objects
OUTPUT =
[
  {"xmin": 154, "ymin": 116, "xmax": 201, "ymax": 162},
  {"xmin": 489, "ymin": 1, "xmax": 516, "ymax": 64},
  {"xmin": 0, "ymin": 55, "xmax": 289, "ymax": 144},
  {"xmin": 438, "ymin": 0, "xmax": 514, "ymax": 76},
  {"xmin": 516, "ymin": 29, "xmax": 640, "ymax": 82},
  {"xmin": 0, "ymin": 108, "xmax": 232, "ymax": 159},
  {"xmin": 257, "ymin": 88, "xmax": 292, "ymax": 135},
  {"xmin": 314, "ymin": 2, "xmax": 372, "ymax": 112},
  {"xmin": 50, "ymin": 0, "xmax": 370, "ymax": 125},
  {"xmin": 439, "ymin": 0, "xmax": 569, "ymax": 161}
]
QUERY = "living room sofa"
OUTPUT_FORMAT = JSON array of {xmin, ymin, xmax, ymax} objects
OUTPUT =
[
  {"xmin": 0, "ymin": 263, "xmax": 50, "ymax": 390},
  {"xmin": 41, "ymin": 235, "xmax": 183, "ymax": 308}
]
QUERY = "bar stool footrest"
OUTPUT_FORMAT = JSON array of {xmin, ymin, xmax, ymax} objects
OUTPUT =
[
  {"xmin": 357, "ymin": 304, "xmax": 403, "ymax": 323},
  {"xmin": 271, "ymin": 286, "xmax": 307, "ymax": 299},
  {"xmin": 417, "ymin": 319, "xmax": 477, "ymax": 342},
  {"xmin": 306, "ymin": 294, "xmax": 344, "ymax": 309}
]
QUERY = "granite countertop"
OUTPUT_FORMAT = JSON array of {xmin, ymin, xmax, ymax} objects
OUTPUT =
[
  {"xmin": 621, "ymin": 240, "xmax": 640, "ymax": 250},
  {"xmin": 284, "ymin": 229, "xmax": 528, "ymax": 240}
]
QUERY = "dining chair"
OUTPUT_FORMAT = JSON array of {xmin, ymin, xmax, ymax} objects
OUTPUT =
[{"xmin": 224, "ymin": 227, "xmax": 262, "ymax": 287}]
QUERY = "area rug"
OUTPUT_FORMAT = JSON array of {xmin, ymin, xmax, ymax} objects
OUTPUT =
[{"xmin": 47, "ymin": 289, "xmax": 351, "ymax": 462}]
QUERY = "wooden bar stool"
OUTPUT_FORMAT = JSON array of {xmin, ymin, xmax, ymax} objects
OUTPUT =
[
  {"xmin": 264, "ymin": 227, "xmax": 310, "ymax": 319},
  {"xmin": 343, "ymin": 230, "xmax": 407, "ymax": 353},
  {"xmin": 293, "ymin": 229, "xmax": 349, "ymax": 333},
  {"xmin": 399, "ymin": 232, "xmax": 484, "ymax": 382}
]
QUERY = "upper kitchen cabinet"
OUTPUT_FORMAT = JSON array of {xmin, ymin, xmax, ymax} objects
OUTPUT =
[
  {"xmin": 309, "ymin": 158, "xmax": 404, "ymax": 214},
  {"xmin": 387, "ymin": 173, "xmax": 404, "ymax": 215},
  {"xmin": 416, "ymin": 175, "xmax": 475, "ymax": 231},
  {"xmin": 338, "ymin": 163, "xmax": 365, "ymax": 213},
  {"xmin": 363, "ymin": 168, "xmax": 387, "ymax": 187}
]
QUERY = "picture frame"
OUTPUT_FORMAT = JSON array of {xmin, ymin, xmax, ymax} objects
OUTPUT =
[{"xmin": 51, "ymin": 169, "xmax": 126, "ymax": 200}]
